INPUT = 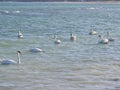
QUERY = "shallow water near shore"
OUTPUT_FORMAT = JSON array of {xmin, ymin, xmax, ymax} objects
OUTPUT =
[{"xmin": 0, "ymin": 2, "xmax": 120, "ymax": 90}]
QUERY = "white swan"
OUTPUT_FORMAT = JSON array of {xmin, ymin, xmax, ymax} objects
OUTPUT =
[
  {"xmin": 89, "ymin": 29, "xmax": 97, "ymax": 35},
  {"xmin": 70, "ymin": 33, "xmax": 77, "ymax": 41},
  {"xmin": 1, "ymin": 51, "xmax": 21, "ymax": 65},
  {"xmin": 55, "ymin": 39, "xmax": 61, "ymax": 44},
  {"xmin": 0, "ymin": 10, "xmax": 9, "ymax": 14},
  {"xmin": 18, "ymin": 31, "xmax": 23, "ymax": 38},
  {"xmin": 53, "ymin": 35, "xmax": 61, "ymax": 44},
  {"xmin": 30, "ymin": 48, "xmax": 43, "ymax": 53},
  {"xmin": 107, "ymin": 31, "xmax": 115, "ymax": 41},
  {"xmin": 98, "ymin": 35, "xmax": 109, "ymax": 44}
]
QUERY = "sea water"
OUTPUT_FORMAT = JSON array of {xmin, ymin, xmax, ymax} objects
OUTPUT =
[{"xmin": 0, "ymin": 2, "xmax": 120, "ymax": 90}]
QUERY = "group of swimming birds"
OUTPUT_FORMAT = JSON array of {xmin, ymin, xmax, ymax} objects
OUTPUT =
[
  {"xmin": 0, "ymin": 30, "xmax": 77, "ymax": 65},
  {"xmin": 89, "ymin": 29, "xmax": 115, "ymax": 44},
  {"xmin": 0, "ymin": 29, "xmax": 115, "ymax": 65}
]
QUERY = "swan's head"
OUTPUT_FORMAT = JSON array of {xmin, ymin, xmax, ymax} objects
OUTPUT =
[
  {"xmin": 98, "ymin": 35, "xmax": 102, "ymax": 38},
  {"xmin": 70, "ymin": 33, "xmax": 73, "ymax": 36},
  {"xmin": 17, "ymin": 51, "xmax": 21, "ymax": 54}
]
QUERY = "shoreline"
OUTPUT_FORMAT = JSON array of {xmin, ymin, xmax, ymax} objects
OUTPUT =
[
  {"xmin": 57, "ymin": 1, "xmax": 120, "ymax": 4},
  {"xmin": 1, "ymin": 1, "xmax": 120, "ymax": 4}
]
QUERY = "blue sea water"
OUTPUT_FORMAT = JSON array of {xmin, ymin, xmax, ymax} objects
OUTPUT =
[{"xmin": 0, "ymin": 2, "xmax": 120, "ymax": 90}]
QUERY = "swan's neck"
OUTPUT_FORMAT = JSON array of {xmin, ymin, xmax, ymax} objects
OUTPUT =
[
  {"xmin": 71, "ymin": 33, "xmax": 73, "ymax": 37},
  {"xmin": 99, "ymin": 35, "xmax": 103, "ymax": 39},
  {"xmin": 18, "ymin": 31, "xmax": 20, "ymax": 34},
  {"xmin": 17, "ymin": 53, "xmax": 21, "ymax": 64},
  {"xmin": 53, "ymin": 35, "xmax": 56, "ymax": 39},
  {"xmin": 107, "ymin": 32, "xmax": 109, "ymax": 37}
]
